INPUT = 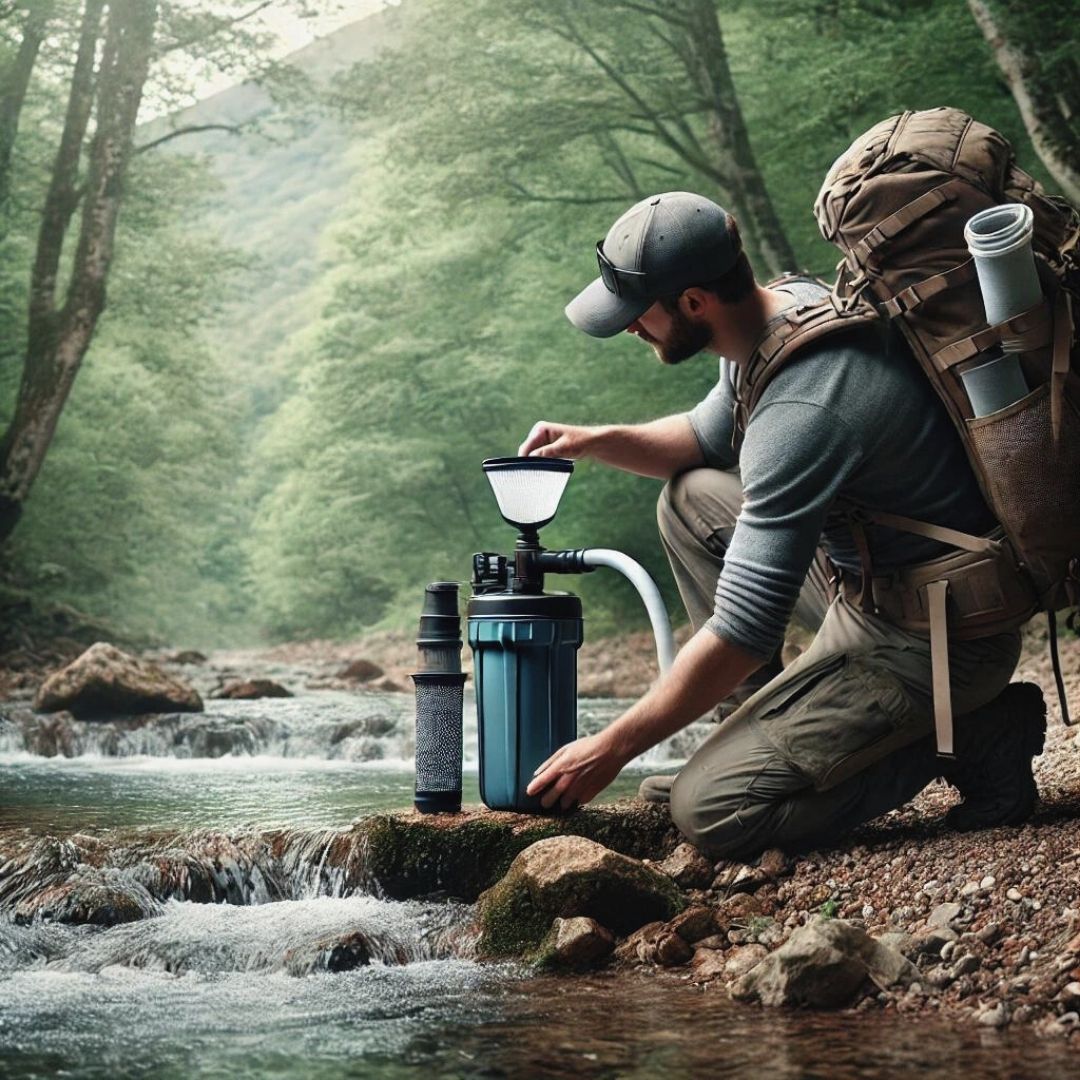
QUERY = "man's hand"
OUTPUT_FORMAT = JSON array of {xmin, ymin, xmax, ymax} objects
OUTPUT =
[
  {"xmin": 518, "ymin": 420, "xmax": 597, "ymax": 459},
  {"xmin": 526, "ymin": 730, "xmax": 629, "ymax": 810}
]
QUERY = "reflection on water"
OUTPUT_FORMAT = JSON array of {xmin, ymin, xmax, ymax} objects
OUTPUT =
[{"xmin": 0, "ymin": 755, "xmax": 671, "ymax": 831}]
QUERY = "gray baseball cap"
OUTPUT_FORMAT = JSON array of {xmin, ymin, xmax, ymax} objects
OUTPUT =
[{"xmin": 565, "ymin": 191, "xmax": 740, "ymax": 338}]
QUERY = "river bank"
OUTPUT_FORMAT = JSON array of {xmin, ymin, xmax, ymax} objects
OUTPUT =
[{"xmin": 0, "ymin": 622, "xmax": 1078, "ymax": 1048}]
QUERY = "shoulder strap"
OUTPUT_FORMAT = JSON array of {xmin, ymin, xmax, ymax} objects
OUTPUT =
[{"xmin": 734, "ymin": 291, "xmax": 881, "ymax": 425}]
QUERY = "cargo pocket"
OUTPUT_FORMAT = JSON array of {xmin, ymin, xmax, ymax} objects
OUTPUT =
[
  {"xmin": 966, "ymin": 383, "xmax": 1080, "ymax": 602},
  {"xmin": 754, "ymin": 653, "xmax": 926, "ymax": 792}
]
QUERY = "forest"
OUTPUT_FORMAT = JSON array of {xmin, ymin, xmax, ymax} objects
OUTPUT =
[{"xmin": 1, "ymin": 0, "xmax": 1076, "ymax": 649}]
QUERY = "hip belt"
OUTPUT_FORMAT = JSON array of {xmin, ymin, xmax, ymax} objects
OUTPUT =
[{"xmin": 835, "ymin": 512, "xmax": 1036, "ymax": 757}]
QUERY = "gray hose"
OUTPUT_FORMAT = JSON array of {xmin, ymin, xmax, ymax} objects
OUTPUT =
[{"xmin": 581, "ymin": 549, "xmax": 676, "ymax": 675}]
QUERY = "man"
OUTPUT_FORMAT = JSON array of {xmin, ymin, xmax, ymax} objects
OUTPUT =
[{"xmin": 523, "ymin": 191, "xmax": 1045, "ymax": 861}]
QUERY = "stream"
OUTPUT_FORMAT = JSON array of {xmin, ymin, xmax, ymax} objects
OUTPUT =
[{"xmin": 0, "ymin": 684, "xmax": 1076, "ymax": 1077}]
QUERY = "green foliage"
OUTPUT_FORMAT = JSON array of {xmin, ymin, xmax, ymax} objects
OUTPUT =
[{"xmin": 3, "ymin": 0, "xmax": 1072, "ymax": 645}]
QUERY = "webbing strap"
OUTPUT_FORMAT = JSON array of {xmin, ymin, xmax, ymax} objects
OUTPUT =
[
  {"xmin": 1048, "ymin": 611, "xmax": 1074, "ymax": 726},
  {"xmin": 882, "ymin": 260, "xmax": 976, "ymax": 317},
  {"xmin": 1051, "ymin": 289, "xmax": 1073, "ymax": 444},
  {"xmin": 854, "ymin": 506, "xmax": 1000, "ymax": 555},
  {"xmin": 934, "ymin": 300, "xmax": 1054, "ymax": 368},
  {"xmin": 853, "ymin": 181, "xmax": 961, "ymax": 263},
  {"xmin": 925, "ymin": 579, "xmax": 955, "ymax": 758},
  {"xmin": 847, "ymin": 512, "xmax": 877, "ymax": 614}
]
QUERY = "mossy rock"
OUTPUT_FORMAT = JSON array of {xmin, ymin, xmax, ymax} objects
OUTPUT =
[
  {"xmin": 351, "ymin": 800, "xmax": 679, "ymax": 901},
  {"xmin": 476, "ymin": 835, "xmax": 685, "ymax": 959}
]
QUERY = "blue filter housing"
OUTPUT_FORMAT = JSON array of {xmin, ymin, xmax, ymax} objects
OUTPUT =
[{"xmin": 468, "ymin": 590, "xmax": 583, "ymax": 812}]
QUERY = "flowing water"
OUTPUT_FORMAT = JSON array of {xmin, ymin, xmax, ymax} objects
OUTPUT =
[{"xmin": 0, "ymin": 685, "xmax": 1075, "ymax": 1077}]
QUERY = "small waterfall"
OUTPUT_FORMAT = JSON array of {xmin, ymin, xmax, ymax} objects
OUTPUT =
[{"xmin": 0, "ymin": 895, "xmax": 476, "ymax": 977}]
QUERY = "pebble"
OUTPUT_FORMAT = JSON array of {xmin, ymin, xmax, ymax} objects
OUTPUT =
[
  {"xmin": 952, "ymin": 954, "xmax": 981, "ymax": 977},
  {"xmin": 960, "ymin": 881, "xmax": 980, "ymax": 898},
  {"xmin": 940, "ymin": 940, "xmax": 957, "ymax": 961},
  {"xmin": 1007, "ymin": 888, "xmax": 1023, "ymax": 902},
  {"xmin": 1060, "ymin": 982, "xmax": 1080, "ymax": 1010},
  {"xmin": 927, "ymin": 902, "xmax": 962, "ymax": 929},
  {"xmin": 979, "ymin": 875, "xmax": 996, "ymax": 891},
  {"xmin": 976, "ymin": 1002, "xmax": 1008, "ymax": 1028}
]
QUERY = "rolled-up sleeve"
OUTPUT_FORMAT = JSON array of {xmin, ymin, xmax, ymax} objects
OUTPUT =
[{"xmin": 705, "ymin": 399, "xmax": 862, "ymax": 658}]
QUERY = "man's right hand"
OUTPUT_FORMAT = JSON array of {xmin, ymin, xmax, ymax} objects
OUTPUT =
[{"xmin": 518, "ymin": 421, "xmax": 597, "ymax": 459}]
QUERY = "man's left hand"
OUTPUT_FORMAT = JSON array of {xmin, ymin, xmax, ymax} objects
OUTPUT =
[{"xmin": 525, "ymin": 731, "xmax": 629, "ymax": 810}]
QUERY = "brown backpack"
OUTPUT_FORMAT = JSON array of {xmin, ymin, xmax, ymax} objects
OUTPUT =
[{"xmin": 741, "ymin": 107, "xmax": 1080, "ymax": 750}]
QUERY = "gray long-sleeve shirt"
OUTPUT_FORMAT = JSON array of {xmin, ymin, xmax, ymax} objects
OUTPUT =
[{"xmin": 686, "ymin": 282, "xmax": 996, "ymax": 659}]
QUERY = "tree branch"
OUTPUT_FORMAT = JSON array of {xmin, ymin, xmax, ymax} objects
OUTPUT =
[
  {"xmin": 157, "ymin": 0, "xmax": 274, "ymax": 55},
  {"xmin": 134, "ymin": 122, "xmax": 243, "ymax": 154},
  {"xmin": 504, "ymin": 177, "xmax": 636, "ymax": 205}
]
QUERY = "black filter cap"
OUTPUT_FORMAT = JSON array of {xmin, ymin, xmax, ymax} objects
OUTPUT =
[{"xmin": 422, "ymin": 582, "xmax": 460, "ymax": 617}]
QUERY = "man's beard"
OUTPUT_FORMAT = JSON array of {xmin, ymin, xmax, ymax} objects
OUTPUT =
[{"xmin": 647, "ymin": 307, "xmax": 712, "ymax": 365}]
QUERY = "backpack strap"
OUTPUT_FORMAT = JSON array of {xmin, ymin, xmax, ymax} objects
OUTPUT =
[{"xmin": 734, "ymin": 291, "xmax": 881, "ymax": 427}]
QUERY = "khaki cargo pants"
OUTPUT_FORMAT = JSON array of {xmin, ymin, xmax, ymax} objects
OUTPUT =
[{"xmin": 654, "ymin": 468, "xmax": 1021, "ymax": 860}]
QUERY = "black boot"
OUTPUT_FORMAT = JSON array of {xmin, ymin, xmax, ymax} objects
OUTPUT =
[{"xmin": 944, "ymin": 682, "xmax": 1046, "ymax": 831}]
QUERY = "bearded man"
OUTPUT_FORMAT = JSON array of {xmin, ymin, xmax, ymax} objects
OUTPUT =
[{"xmin": 522, "ymin": 191, "xmax": 1044, "ymax": 860}]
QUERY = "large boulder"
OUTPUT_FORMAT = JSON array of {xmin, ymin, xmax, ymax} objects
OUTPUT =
[
  {"xmin": 34, "ymin": 643, "xmax": 203, "ymax": 717},
  {"xmin": 476, "ymin": 835, "xmax": 684, "ymax": 958},
  {"xmin": 731, "ymin": 917, "xmax": 919, "ymax": 1009}
]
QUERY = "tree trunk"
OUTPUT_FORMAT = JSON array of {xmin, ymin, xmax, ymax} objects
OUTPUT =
[
  {"xmin": 968, "ymin": 0, "xmax": 1080, "ymax": 204},
  {"xmin": 0, "ymin": 1, "xmax": 50, "ymax": 219},
  {"xmin": 0, "ymin": 0, "xmax": 158, "ymax": 544},
  {"xmin": 677, "ymin": 0, "xmax": 796, "ymax": 278}
]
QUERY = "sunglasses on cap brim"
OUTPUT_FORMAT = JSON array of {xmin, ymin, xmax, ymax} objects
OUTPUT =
[{"xmin": 596, "ymin": 241, "xmax": 650, "ymax": 299}]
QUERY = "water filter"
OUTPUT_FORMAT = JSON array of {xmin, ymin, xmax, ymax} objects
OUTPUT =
[{"xmin": 412, "ymin": 582, "xmax": 464, "ymax": 813}]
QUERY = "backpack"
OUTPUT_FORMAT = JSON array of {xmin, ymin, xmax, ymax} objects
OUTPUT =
[{"xmin": 741, "ymin": 107, "xmax": 1080, "ymax": 750}]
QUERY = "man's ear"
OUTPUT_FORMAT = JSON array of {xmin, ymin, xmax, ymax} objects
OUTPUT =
[{"xmin": 680, "ymin": 287, "xmax": 710, "ymax": 317}]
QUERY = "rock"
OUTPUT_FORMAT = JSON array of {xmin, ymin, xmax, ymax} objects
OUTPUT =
[
  {"xmin": 614, "ymin": 921, "xmax": 692, "ymax": 967},
  {"xmin": 952, "ymin": 954, "xmax": 981, "ymax": 977},
  {"xmin": 1006, "ymin": 888, "xmax": 1023, "ymax": 902},
  {"xmin": 1065, "ymin": 931, "xmax": 1080, "ymax": 956},
  {"xmin": 212, "ymin": 679, "xmax": 293, "ymax": 700},
  {"xmin": 476, "ymin": 835, "xmax": 684, "ymax": 958},
  {"xmin": 911, "ymin": 924, "xmax": 958, "ymax": 955},
  {"xmin": 655, "ymin": 843, "xmax": 713, "ymax": 890},
  {"xmin": 926, "ymin": 902, "xmax": 962, "ymax": 929},
  {"xmin": 368, "ymin": 675, "xmax": 407, "ymax": 694},
  {"xmin": 654, "ymin": 929, "xmax": 694, "ymax": 967},
  {"xmin": 690, "ymin": 948, "xmax": 729, "ymax": 982},
  {"xmin": 759, "ymin": 848, "xmax": 792, "ymax": 880},
  {"xmin": 980, "ymin": 875, "xmax": 996, "ymax": 891},
  {"xmin": 977, "ymin": 922, "xmax": 1002, "ymax": 945},
  {"xmin": 977, "ymin": 1002, "xmax": 1009, "ymax": 1028},
  {"xmin": 1059, "ymin": 982, "xmax": 1080, "ymax": 1010},
  {"xmin": 715, "ymin": 893, "xmax": 763, "ymax": 921},
  {"xmin": 714, "ymin": 862, "xmax": 768, "ymax": 894},
  {"xmin": 694, "ymin": 934, "xmax": 729, "ymax": 951},
  {"xmin": 13, "ymin": 867, "xmax": 159, "ymax": 927},
  {"xmin": 337, "ymin": 658, "xmax": 385, "ymax": 682},
  {"xmin": 876, "ymin": 931, "xmax": 914, "ymax": 957},
  {"xmin": 34, "ymin": 643, "xmax": 203, "ymax": 717},
  {"xmin": 725, "ymin": 943, "xmax": 769, "ymax": 980},
  {"xmin": 169, "ymin": 650, "xmax": 207, "ymax": 665},
  {"xmin": 536, "ymin": 916, "xmax": 614, "ymax": 971},
  {"xmin": 284, "ymin": 930, "xmax": 389, "ymax": 975},
  {"xmin": 668, "ymin": 906, "xmax": 717, "ymax": 944},
  {"xmin": 614, "ymin": 921, "xmax": 665, "ymax": 965},
  {"xmin": 730, "ymin": 918, "xmax": 917, "ymax": 1009}
]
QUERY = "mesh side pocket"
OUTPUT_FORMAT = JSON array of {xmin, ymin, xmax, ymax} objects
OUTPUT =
[
  {"xmin": 967, "ymin": 383, "xmax": 1080, "ymax": 601},
  {"xmin": 412, "ymin": 673, "xmax": 465, "ymax": 793}
]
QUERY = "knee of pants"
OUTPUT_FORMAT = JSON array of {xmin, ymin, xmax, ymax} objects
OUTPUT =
[
  {"xmin": 668, "ymin": 767, "xmax": 738, "ymax": 853},
  {"xmin": 656, "ymin": 467, "xmax": 741, "ymax": 546}
]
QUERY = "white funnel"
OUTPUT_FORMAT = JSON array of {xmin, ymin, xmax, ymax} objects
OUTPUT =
[{"xmin": 482, "ymin": 456, "xmax": 573, "ymax": 532}]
